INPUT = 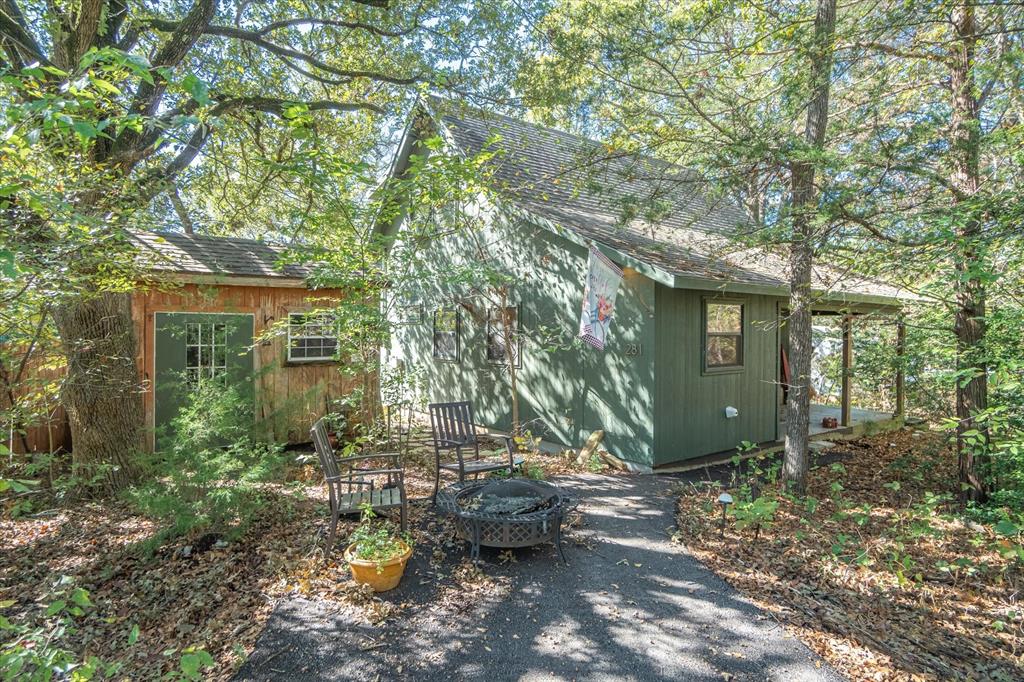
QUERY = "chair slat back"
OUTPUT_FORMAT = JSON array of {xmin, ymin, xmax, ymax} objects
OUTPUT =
[
  {"xmin": 311, "ymin": 418, "xmax": 341, "ymax": 480},
  {"xmin": 428, "ymin": 401, "xmax": 476, "ymax": 449}
]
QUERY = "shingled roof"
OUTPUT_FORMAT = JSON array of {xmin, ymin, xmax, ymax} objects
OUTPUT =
[
  {"xmin": 132, "ymin": 231, "xmax": 309, "ymax": 281},
  {"xmin": 425, "ymin": 99, "xmax": 915, "ymax": 307}
]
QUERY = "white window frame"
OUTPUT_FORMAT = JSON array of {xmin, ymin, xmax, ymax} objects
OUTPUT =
[
  {"xmin": 185, "ymin": 321, "xmax": 228, "ymax": 386},
  {"xmin": 287, "ymin": 312, "xmax": 338, "ymax": 363}
]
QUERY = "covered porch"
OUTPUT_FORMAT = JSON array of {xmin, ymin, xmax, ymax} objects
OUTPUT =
[{"xmin": 783, "ymin": 403, "xmax": 901, "ymax": 438}]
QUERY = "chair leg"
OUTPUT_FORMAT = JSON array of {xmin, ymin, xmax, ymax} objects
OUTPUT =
[
  {"xmin": 432, "ymin": 466, "xmax": 440, "ymax": 505},
  {"xmin": 326, "ymin": 507, "xmax": 339, "ymax": 559},
  {"xmin": 400, "ymin": 498, "xmax": 408, "ymax": 532}
]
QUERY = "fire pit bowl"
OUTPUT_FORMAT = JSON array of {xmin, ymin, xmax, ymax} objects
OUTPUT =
[{"xmin": 436, "ymin": 479, "xmax": 577, "ymax": 563}]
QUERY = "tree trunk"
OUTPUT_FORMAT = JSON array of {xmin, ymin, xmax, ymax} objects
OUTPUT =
[
  {"xmin": 949, "ymin": 1, "xmax": 989, "ymax": 504},
  {"xmin": 782, "ymin": 0, "xmax": 837, "ymax": 494},
  {"xmin": 782, "ymin": 214, "xmax": 815, "ymax": 493},
  {"xmin": 52, "ymin": 291, "xmax": 144, "ymax": 493}
]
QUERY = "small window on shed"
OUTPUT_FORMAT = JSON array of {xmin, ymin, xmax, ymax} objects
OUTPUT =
[
  {"xmin": 432, "ymin": 308, "xmax": 459, "ymax": 362},
  {"xmin": 486, "ymin": 306, "xmax": 520, "ymax": 367},
  {"xmin": 704, "ymin": 301, "xmax": 744, "ymax": 370},
  {"xmin": 287, "ymin": 313, "xmax": 338, "ymax": 362}
]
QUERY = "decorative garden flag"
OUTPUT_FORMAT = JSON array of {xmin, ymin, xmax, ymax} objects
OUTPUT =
[{"xmin": 578, "ymin": 246, "xmax": 624, "ymax": 350}]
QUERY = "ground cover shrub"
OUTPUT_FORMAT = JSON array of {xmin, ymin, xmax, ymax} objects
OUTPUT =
[
  {"xmin": 0, "ymin": 576, "xmax": 119, "ymax": 681},
  {"xmin": 126, "ymin": 378, "xmax": 288, "ymax": 543}
]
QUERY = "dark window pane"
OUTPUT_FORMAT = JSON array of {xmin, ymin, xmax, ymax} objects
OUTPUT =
[
  {"xmin": 186, "ymin": 345, "xmax": 199, "ymax": 368},
  {"xmin": 707, "ymin": 335, "xmax": 740, "ymax": 367},
  {"xmin": 433, "ymin": 308, "xmax": 459, "ymax": 360},
  {"xmin": 487, "ymin": 307, "xmax": 518, "ymax": 364},
  {"xmin": 186, "ymin": 323, "xmax": 199, "ymax": 345},
  {"xmin": 707, "ymin": 303, "xmax": 742, "ymax": 333}
]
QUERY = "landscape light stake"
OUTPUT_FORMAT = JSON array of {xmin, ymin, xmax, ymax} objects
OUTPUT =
[{"xmin": 717, "ymin": 493, "xmax": 733, "ymax": 538}]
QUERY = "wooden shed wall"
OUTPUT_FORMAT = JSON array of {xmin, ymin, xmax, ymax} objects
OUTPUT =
[
  {"xmin": 0, "ymin": 352, "xmax": 70, "ymax": 454},
  {"xmin": 132, "ymin": 282, "xmax": 355, "ymax": 451}
]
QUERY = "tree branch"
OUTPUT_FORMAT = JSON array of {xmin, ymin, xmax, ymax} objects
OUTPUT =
[
  {"xmin": 145, "ymin": 17, "xmax": 421, "ymax": 85},
  {"xmin": 256, "ymin": 16, "xmax": 417, "ymax": 39},
  {"xmin": 840, "ymin": 40, "xmax": 946, "ymax": 63},
  {"xmin": 168, "ymin": 185, "xmax": 194, "ymax": 234},
  {"xmin": 0, "ymin": 0, "xmax": 51, "ymax": 65},
  {"xmin": 113, "ymin": 0, "xmax": 217, "ymax": 161},
  {"xmin": 136, "ymin": 94, "xmax": 382, "ymax": 202},
  {"xmin": 210, "ymin": 95, "xmax": 385, "ymax": 116}
]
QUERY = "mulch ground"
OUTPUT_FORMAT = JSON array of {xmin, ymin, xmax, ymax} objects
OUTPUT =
[
  {"xmin": 0, "ymin": 436, "xmax": 595, "ymax": 680},
  {"xmin": 673, "ymin": 428, "xmax": 1024, "ymax": 681}
]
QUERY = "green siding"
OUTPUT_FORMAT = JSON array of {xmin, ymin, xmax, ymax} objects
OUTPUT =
[
  {"xmin": 653, "ymin": 287, "xmax": 781, "ymax": 465},
  {"xmin": 388, "ymin": 213, "xmax": 657, "ymax": 467}
]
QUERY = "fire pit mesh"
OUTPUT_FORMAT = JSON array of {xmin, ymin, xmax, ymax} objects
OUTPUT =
[{"xmin": 436, "ymin": 479, "xmax": 577, "ymax": 562}]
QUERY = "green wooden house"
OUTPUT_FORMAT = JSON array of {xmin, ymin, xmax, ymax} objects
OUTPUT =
[{"xmin": 382, "ymin": 100, "xmax": 914, "ymax": 471}]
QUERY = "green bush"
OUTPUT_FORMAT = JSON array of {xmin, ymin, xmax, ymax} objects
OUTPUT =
[{"xmin": 127, "ymin": 377, "xmax": 287, "ymax": 541}]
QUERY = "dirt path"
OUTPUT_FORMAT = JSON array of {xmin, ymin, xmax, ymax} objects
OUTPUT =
[{"xmin": 236, "ymin": 474, "xmax": 839, "ymax": 681}]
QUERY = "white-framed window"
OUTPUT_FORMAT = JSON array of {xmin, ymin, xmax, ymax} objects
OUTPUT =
[
  {"xmin": 287, "ymin": 312, "xmax": 338, "ymax": 363},
  {"xmin": 185, "ymin": 322, "xmax": 227, "ymax": 386}
]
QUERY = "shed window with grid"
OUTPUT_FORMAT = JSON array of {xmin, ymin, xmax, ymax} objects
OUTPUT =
[
  {"xmin": 704, "ymin": 301, "xmax": 744, "ymax": 370},
  {"xmin": 287, "ymin": 313, "xmax": 338, "ymax": 362},
  {"xmin": 432, "ymin": 308, "xmax": 459, "ymax": 361},
  {"xmin": 185, "ymin": 322, "xmax": 227, "ymax": 386}
]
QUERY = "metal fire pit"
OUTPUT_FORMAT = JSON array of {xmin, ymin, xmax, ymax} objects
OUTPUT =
[{"xmin": 436, "ymin": 479, "xmax": 577, "ymax": 563}]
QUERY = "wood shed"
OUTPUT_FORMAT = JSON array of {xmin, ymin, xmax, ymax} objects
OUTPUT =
[{"xmin": 7, "ymin": 231, "xmax": 358, "ymax": 454}]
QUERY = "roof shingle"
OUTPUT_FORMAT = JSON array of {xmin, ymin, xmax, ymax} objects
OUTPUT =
[
  {"xmin": 430, "ymin": 100, "xmax": 914, "ymax": 305},
  {"xmin": 132, "ymin": 231, "xmax": 309, "ymax": 280}
]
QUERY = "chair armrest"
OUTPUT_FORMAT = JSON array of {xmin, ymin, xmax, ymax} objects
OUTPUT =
[
  {"xmin": 502, "ymin": 436, "xmax": 518, "ymax": 472},
  {"xmin": 337, "ymin": 453, "xmax": 401, "ymax": 464},
  {"xmin": 325, "ymin": 475, "xmax": 372, "ymax": 486},
  {"xmin": 438, "ymin": 438, "xmax": 474, "ymax": 448},
  {"xmin": 350, "ymin": 467, "xmax": 404, "ymax": 476}
]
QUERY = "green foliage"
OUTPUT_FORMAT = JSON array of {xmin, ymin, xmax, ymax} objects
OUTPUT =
[
  {"xmin": 347, "ymin": 504, "xmax": 411, "ymax": 570},
  {"xmin": 0, "ymin": 576, "xmax": 120, "ymax": 681},
  {"xmin": 160, "ymin": 647, "xmax": 216, "ymax": 682},
  {"xmin": 126, "ymin": 377, "xmax": 286, "ymax": 541},
  {"xmin": 731, "ymin": 497, "xmax": 779, "ymax": 538}
]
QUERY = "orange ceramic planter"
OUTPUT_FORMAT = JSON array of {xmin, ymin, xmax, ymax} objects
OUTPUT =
[{"xmin": 344, "ymin": 541, "xmax": 413, "ymax": 592}]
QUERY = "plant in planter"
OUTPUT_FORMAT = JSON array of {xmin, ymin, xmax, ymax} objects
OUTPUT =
[{"xmin": 344, "ymin": 503, "xmax": 413, "ymax": 592}]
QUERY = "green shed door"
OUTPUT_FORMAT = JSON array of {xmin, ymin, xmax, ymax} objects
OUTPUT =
[{"xmin": 153, "ymin": 312, "xmax": 255, "ymax": 443}]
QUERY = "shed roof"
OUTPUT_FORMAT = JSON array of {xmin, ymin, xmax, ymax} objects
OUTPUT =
[
  {"xmin": 425, "ymin": 99, "xmax": 915, "ymax": 308},
  {"xmin": 132, "ymin": 231, "xmax": 309, "ymax": 282}
]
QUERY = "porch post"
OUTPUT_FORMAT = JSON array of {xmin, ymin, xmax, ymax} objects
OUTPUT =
[
  {"xmin": 841, "ymin": 314, "xmax": 852, "ymax": 427},
  {"xmin": 894, "ymin": 316, "xmax": 906, "ymax": 418}
]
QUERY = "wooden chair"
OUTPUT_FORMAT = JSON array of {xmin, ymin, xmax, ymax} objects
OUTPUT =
[
  {"xmin": 428, "ymin": 401, "xmax": 525, "ymax": 503},
  {"xmin": 311, "ymin": 418, "xmax": 408, "ymax": 557}
]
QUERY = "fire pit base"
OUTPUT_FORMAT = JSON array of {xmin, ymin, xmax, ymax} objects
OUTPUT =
[{"xmin": 436, "ymin": 479, "xmax": 577, "ymax": 564}]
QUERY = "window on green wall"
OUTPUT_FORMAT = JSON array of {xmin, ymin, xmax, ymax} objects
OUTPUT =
[
  {"xmin": 432, "ymin": 308, "xmax": 459, "ymax": 362},
  {"xmin": 704, "ymin": 301, "xmax": 744, "ymax": 370},
  {"xmin": 486, "ymin": 306, "xmax": 520, "ymax": 367}
]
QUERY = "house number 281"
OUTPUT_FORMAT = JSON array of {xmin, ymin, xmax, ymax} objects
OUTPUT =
[{"xmin": 624, "ymin": 343, "xmax": 643, "ymax": 357}]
